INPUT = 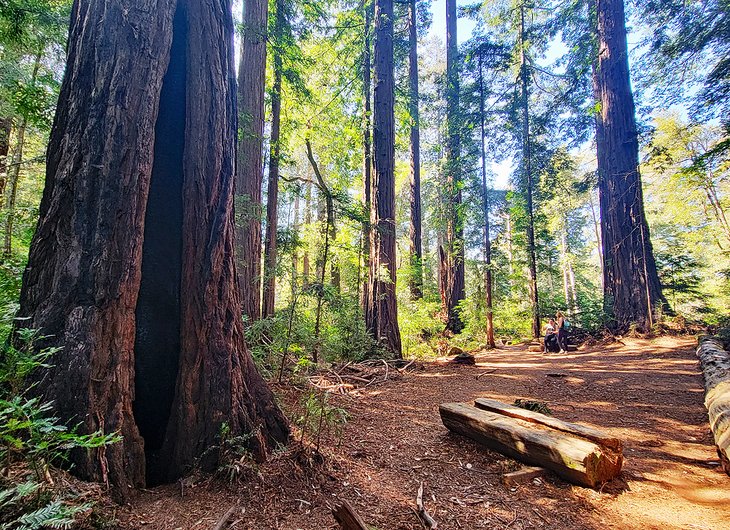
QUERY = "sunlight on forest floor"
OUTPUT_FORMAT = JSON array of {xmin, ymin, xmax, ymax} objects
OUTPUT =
[{"xmin": 118, "ymin": 336, "xmax": 730, "ymax": 529}]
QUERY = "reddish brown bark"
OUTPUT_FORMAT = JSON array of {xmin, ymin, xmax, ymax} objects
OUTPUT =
[
  {"xmin": 17, "ymin": 0, "xmax": 288, "ymax": 498},
  {"xmin": 408, "ymin": 0, "xmax": 423, "ymax": 300},
  {"xmin": 593, "ymin": 0, "xmax": 664, "ymax": 332},
  {"xmin": 361, "ymin": 0, "xmax": 373, "ymax": 314},
  {"xmin": 444, "ymin": 0, "xmax": 464, "ymax": 333},
  {"xmin": 366, "ymin": 0, "xmax": 401, "ymax": 357},
  {"xmin": 262, "ymin": 0, "xmax": 285, "ymax": 319},
  {"xmin": 235, "ymin": 0, "xmax": 268, "ymax": 322}
]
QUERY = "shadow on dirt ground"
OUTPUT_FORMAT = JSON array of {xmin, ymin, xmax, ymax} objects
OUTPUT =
[{"xmin": 118, "ymin": 336, "xmax": 730, "ymax": 529}]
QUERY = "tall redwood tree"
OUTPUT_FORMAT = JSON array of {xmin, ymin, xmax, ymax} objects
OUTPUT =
[
  {"xmin": 593, "ymin": 0, "xmax": 663, "ymax": 331},
  {"xmin": 366, "ymin": 0, "xmax": 401, "ymax": 357},
  {"xmin": 262, "ymin": 0, "xmax": 286, "ymax": 319},
  {"xmin": 17, "ymin": 0, "xmax": 288, "ymax": 497},
  {"xmin": 235, "ymin": 0, "xmax": 268, "ymax": 322},
  {"xmin": 444, "ymin": 0, "xmax": 465, "ymax": 333},
  {"xmin": 408, "ymin": 0, "xmax": 423, "ymax": 300}
]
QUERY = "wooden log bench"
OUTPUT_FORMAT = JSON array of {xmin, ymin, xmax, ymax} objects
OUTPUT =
[
  {"xmin": 697, "ymin": 336, "xmax": 730, "ymax": 475},
  {"xmin": 439, "ymin": 400, "xmax": 623, "ymax": 488}
]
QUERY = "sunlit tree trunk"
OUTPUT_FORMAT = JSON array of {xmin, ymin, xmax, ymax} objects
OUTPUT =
[
  {"xmin": 366, "ymin": 0, "xmax": 402, "ymax": 357},
  {"xmin": 235, "ymin": 0, "xmax": 268, "ymax": 322},
  {"xmin": 477, "ymin": 52, "xmax": 496, "ymax": 348},
  {"xmin": 16, "ymin": 0, "xmax": 288, "ymax": 497},
  {"xmin": 593, "ymin": 0, "xmax": 663, "ymax": 331},
  {"xmin": 444, "ymin": 0, "xmax": 464, "ymax": 333}
]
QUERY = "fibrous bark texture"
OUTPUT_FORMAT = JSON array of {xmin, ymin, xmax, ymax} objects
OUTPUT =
[
  {"xmin": 444, "ymin": 0, "xmax": 464, "ymax": 333},
  {"xmin": 17, "ymin": 0, "xmax": 288, "ymax": 498},
  {"xmin": 593, "ymin": 0, "xmax": 663, "ymax": 332},
  {"xmin": 235, "ymin": 0, "xmax": 268, "ymax": 322},
  {"xmin": 696, "ymin": 337, "xmax": 730, "ymax": 475},
  {"xmin": 366, "ymin": 0, "xmax": 401, "ymax": 357}
]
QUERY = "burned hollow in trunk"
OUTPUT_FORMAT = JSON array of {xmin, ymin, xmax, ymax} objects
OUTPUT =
[
  {"xmin": 133, "ymin": 3, "xmax": 187, "ymax": 485},
  {"xmin": 16, "ymin": 0, "xmax": 289, "ymax": 497}
]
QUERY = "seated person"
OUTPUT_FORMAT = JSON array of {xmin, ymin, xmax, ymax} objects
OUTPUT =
[{"xmin": 544, "ymin": 318, "xmax": 560, "ymax": 353}]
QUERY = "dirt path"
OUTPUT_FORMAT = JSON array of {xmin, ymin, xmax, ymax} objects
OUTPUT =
[{"xmin": 119, "ymin": 336, "xmax": 730, "ymax": 529}]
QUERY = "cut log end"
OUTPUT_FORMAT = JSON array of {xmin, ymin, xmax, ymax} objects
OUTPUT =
[{"xmin": 440, "ymin": 401, "xmax": 622, "ymax": 488}]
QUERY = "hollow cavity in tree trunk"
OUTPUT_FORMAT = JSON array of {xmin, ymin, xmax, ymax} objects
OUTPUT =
[{"xmin": 132, "ymin": 4, "xmax": 187, "ymax": 486}]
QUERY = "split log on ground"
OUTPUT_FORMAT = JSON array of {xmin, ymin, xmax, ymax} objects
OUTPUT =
[
  {"xmin": 528, "ymin": 345, "xmax": 543, "ymax": 352},
  {"xmin": 439, "ymin": 402, "xmax": 622, "ymax": 488},
  {"xmin": 332, "ymin": 500, "xmax": 368, "ymax": 530},
  {"xmin": 473, "ymin": 398, "xmax": 623, "ymax": 452},
  {"xmin": 696, "ymin": 336, "xmax": 730, "ymax": 475}
]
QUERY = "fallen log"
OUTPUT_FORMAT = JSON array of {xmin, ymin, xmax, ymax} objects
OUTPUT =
[
  {"xmin": 439, "ymin": 402, "xmax": 622, "ymax": 488},
  {"xmin": 696, "ymin": 336, "xmax": 730, "ymax": 475},
  {"xmin": 474, "ymin": 398, "xmax": 622, "ymax": 452}
]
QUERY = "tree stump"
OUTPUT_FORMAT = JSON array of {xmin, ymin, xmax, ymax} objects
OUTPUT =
[{"xmin": 697, "ymin": 336, "xmax": 730, "ymax": 475}]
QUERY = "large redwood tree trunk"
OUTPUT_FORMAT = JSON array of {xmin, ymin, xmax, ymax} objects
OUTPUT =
[
  {"xmin": 593, "ymin": 0, "xmax": 663, "ymax": 332},
  {"xmin": 17, "ymin": 0, "xmax": 288, "ymax": 498},
  {"xmin": 366, "ymin": 0, "xmax": 402, "ymax": 357},
  {"xmin": 444, "ymin": 0, "xmax": 464, "ymax": 333},
  {"xmin": 235, "ymin": 0, "xmax": 268, "ymax": 322}
]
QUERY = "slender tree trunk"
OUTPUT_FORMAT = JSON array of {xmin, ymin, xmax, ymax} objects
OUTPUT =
[
  {"xmin": 366, "ymin": 0, "xmax": 401, "ymax": 357},
  {"xmin": 16, "ymin": 0, "xmax": 288, "ymax": 498},
  {"xmin": 593, "ymin": 0, "xmax": 663, "ymax": 331},
  {"xmin": 262, "ymin": 0, "xmax": 285, "ymax": 319},
  {"xmin": 3, "ymin": 53, "xmax": 41, "ymax": 259},
  {"xmin": 519, "ymin": 5, "xmax": 540, "ymax": 339},
  {"xmin": 306, "ymin": 139, "xmax": 335, "ymax": 362},
  {"xmin": 3, "ymin": 115, "xmax": 27, "ymax": 259},
  {"xmin": 303, "ymin": 181, "xmax": 312, "ymax": 287},
  {"xmin": 588, "ymin": 189, "xmax": 604, "ymax": 291},
  {"xmin": 235, "ymin": 0, "xmax": 268, "ymax": 322},
  {"xmin": 478, "ymin": 53, "xmax": 496, "ymax": 348},
  {"xmin": 407, "ymin": 0, "xmax": 423, "ymax": 300},
  {"xmin": 292, "ymin": 192, "xmax": 299, "ymax": 294},
  {"xmin": 444, "ymin": 0, "xmax": 464, "ymax": 333},
  {"xmin": 362, "ymin": 0, "xmax": 373, "ymax": 313},
  {"xmin": 0, "ymin": 117, "xmax": 11, "ymax": 198}
]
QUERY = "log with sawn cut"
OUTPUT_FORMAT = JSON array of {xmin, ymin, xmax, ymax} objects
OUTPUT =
[
  {"xmin": 473, "ymin": 398, "xmax": 622, "ymax": 452},
  {"xmin": 439, "ymin": 402, "xmax": 622, "ymax": 488},
  {"xmin": 696, "ymin": 336, "xmax": 730, "ymax": 475}
]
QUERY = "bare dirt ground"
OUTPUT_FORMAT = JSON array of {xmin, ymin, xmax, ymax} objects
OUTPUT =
[{"xmin": 117, "ymin": 336, "xmax": 730, "ymax": 529}]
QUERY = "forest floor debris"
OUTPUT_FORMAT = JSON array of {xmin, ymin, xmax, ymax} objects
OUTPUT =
[{"xmin": 116, "ymin": 336, "xmax": 730, "ymax": 529}]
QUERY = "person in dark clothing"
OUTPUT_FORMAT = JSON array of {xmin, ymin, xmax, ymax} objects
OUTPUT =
[
  {"xmin": 556, "ymin": 311, "xmax": 568, "ymax": 353},
  {"xmin": 544, "ymin": 318, "xmax": 560, "ymax": 353}
]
